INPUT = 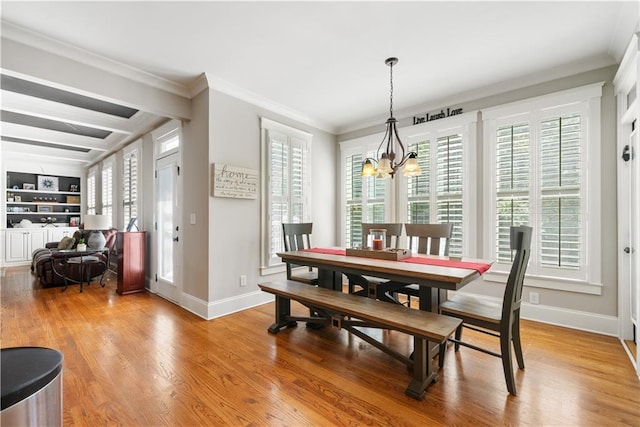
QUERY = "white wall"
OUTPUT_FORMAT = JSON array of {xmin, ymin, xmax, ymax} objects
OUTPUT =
[{"xmin": 205, "ymin": 89, "xmax": 337, "ymax": 315}]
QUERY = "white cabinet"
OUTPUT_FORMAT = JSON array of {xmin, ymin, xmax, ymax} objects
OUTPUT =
[
  {"xmin": 4, "ymin": 229, "xmax": 46, "ymax": 265},
  {"xmin": 1, "ymin": 227, "xmax": 76, "ymax": 266}
]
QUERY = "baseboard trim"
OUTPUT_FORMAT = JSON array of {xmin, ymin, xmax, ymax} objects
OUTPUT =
[
  {"xmin": 449, "ymin": 291, "xmax": 619, "ymax": 337},
  {"xmin": 180, "ymin": 290, "xmax": 273, "ymax": 320}
]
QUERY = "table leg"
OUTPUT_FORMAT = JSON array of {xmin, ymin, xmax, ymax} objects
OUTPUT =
[
  {"xmin": 61, "ymin": 261, "xmax": 69, "ymax": 292},
  {"xmin": 318, "ymin": 269, "xmax": 342, "ymax": 291},
  {"xmin": 405, "ymin": 336, "xmax": 438, "ymax": 400},
  {"xmin": 419, "ymin": 286, "xmax": 442, "ymax": 359}
]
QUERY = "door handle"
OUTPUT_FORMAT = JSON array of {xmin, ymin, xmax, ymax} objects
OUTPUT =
[
  {"xmin": 173, "ymin": 236, "xmax": 179, "ymax": 242},
  {"xmin": 624, "ymin": 247, "xmax": 634, "ymax": 254}
]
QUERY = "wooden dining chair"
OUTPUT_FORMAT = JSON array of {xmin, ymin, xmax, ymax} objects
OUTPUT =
[
  {"xmin": 282, "ymin": 223, "xmax": 318, "ymax": 286},
  {"xmin": 391, "ymin": 223, "xmax": 454, "ymax": 305},
  {"xmin": 347, "ymin": 223, "xmax": 403, "ymax": 298},
  {"xmin": 438, "ymin": 225, "xmax": 532, "ymax": 395},
  {"xmin": 361, "ymin": 223, "xmax": 404, "ymax": 249}
]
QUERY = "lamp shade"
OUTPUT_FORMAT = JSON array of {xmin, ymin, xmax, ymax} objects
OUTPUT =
[
  {"xmin": 84, "ymin": 214, "xmax": 110, "ymax": 230},
  {"xmin": 361, "ymin": 159, "xmax": 376, "ymax": 177},
  {"xmin": 402, "ymin": 154, "xmax": 421, "ymax": 177}
]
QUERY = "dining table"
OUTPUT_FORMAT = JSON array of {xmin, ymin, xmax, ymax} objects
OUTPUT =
[
  {"xmin": 278, "ymin": 247, "xmax": 493, "ymax": 313},
  {"xmin": 276, "ymin": 247, "xmax": 493, "ymax": 399}
]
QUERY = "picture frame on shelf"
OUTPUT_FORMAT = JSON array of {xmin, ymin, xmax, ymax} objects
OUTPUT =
[
  {"xmin": 23, "ymin": 183, "xmax": 35, "ymax": 190},
  {"xmin": 37, "ymin": 175, "xmax": 59, "ymax": 192},
  {"xmin": 37, "ymin": 205, "xmax": 53, "ymax": 213},
  {"xmin": 69, "ymin": 217, "xmax": 80, "ymax": 227}
]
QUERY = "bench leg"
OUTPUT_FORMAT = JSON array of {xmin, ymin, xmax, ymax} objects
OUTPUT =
[
  {"xmin": 268, "ymin": 295, "xmax": 297, "ymax": 334},
  {"xmin": 405, "ymin": 336, "xmax": 438, "ymax": 401}
]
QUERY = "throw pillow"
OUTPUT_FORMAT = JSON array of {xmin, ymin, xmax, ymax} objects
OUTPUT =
[{"xmin": 57, "ymin": 236, "xmax": 76, "ymax": 250}]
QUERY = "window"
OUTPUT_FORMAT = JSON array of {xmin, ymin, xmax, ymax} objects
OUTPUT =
[
  {"xmin": 101, "ymin": 156, "xmax": 114, "ymax": 227},
  {"xmin": 87, "ymin": 166, "xmax": 97, "ymax": 215},
  {"xmin": 261, "ymin": 118, "xmax": 312, "ymax": 272},
  {"xmin": 157, "ymin": 128, "xmax": 180, "ymax": 154},
  {"xmin": 495, "ymin": 122, "xmax": 530, "ymax": 262},
  {"xmin": 435, "ymin": 134, "xmax": 464, "ymax": 256},
  {"xmin": 483, "ymin": 83, "xmax": 603, "ymax": 294},
  {"xmin": 341, "ymin": 136, "xmax": 392, "ymax": 248},
  {"xmin": 398, "ymin": 113, "xmax": 478, "ymax": 257},
  {"xmin": 123, "ymin": 142, "xmax": 141, "ymax": 228}
]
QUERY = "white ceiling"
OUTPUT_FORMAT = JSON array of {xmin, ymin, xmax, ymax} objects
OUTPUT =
[{"xmin": 1, "ymin": 1, "xmax": 639, "ymax": 138}]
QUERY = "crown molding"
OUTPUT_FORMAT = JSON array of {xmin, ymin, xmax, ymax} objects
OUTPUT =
[
  {"xmin": 203, "ymin": 72, "xmax": 336, "ymax": 134},
  {"xmin": 188, "ymin": 73, "xmax": 210, "ymax": 98},
  {"xmin": 1, "ymin": 20, "xmax": 192, "ymax": 99}
]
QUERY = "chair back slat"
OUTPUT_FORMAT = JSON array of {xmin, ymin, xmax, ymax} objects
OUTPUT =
[
  {"xmin": 282, "ymin": 223, "xmax": 313, "ymax": 251},
  {"xmin": 361, "ymin": 223, "xmax": 403, "ymax": 249},
  {"xmin": 404, "ymin": 223, "xmax": 453, "ymax": 256},
  {"xmin": 501, "ymin": 226, "xmax": 533, "ymax": 324}
]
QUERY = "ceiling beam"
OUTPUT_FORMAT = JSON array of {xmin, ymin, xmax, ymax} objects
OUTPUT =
[
  {"xmin": 1, "ymin": 37, "xmax": 192, "ymax": 121},
  {"xmin": 1, "ymin": 90, "xmax": 135, "ymax": 134},
  {"xmin": 1, "ymin": 141, "xmax": 91, "ymax": 164},
  {"xmin": 1, "ymin": 122, "xmax": 109, "ymax": 151}
]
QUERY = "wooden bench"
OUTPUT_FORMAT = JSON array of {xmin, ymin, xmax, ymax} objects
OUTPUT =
[{"xmin": 258, "ymin": 280, "xmax": 462, "ymax": 400}]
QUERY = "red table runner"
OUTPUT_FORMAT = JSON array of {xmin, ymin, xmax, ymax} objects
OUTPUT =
[
  {"xmin": 400, "ymin": 257, "xmax": 491, "ymax": 274},
  {"xmin": 304, "ymin": 248, "xmax": 347, "ymax": 255},
  {"xmin": 303, "ymin": 248, "xmax": 491, "ymax": 274}
]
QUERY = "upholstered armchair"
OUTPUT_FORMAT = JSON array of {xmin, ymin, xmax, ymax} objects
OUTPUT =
[{"xmin": 32, "ymin": 228, "xmax": 118, "ymax": 288}]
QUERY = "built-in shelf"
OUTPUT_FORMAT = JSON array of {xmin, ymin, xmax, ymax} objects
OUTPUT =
[{"xmin": 5, "ymin": 171, "xmax": 81, "ymax": 228}]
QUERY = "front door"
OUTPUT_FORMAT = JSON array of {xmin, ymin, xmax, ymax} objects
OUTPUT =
[{"xmin": 155, "ymin": 152, "xmax": 181, "ymax": 303}]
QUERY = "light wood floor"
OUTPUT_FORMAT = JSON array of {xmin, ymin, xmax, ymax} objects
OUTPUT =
[{"xmin": 2, "ymin": 266, "xmax": 639, "ymax": 426}]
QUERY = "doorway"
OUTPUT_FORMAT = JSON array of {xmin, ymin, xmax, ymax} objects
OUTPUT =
[{"xmin": 155, "ymin": 151, "xmax": 181, "ymax": 303}]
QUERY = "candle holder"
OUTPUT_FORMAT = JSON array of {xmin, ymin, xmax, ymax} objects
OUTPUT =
[{"xmin": 369, "ymin": 229, "xmax": 387, "ymax": 250}]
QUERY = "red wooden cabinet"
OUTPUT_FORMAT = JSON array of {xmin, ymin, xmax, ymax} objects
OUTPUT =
[{"xmin": 117, "ymin": 231, "xmax": 146, "ymax": 295}]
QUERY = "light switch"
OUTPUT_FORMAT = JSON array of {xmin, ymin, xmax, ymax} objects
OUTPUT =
[{"xmin": 190, "ymin": 213, "xmax": 196, "ymax": 225}]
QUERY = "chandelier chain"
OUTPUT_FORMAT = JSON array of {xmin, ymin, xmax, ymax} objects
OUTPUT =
[{"xmin": 389, "ymin": 61, "xmax": 394, "ymax": 118}]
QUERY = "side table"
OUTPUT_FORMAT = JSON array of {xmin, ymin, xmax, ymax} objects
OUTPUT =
[{"xmin": 55, "ymin": 249, "xmax": 108, "ymax": 293}]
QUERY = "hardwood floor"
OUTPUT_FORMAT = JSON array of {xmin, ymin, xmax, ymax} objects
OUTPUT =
[{"xmin": 2, "ymin": 265, "xmax": 639, "ymax": 426}]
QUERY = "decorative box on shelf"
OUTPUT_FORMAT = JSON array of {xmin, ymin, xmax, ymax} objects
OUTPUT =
[
  {"xmin": 66, "ymin": 195, "xmax": 80, "ymax": 204},
  {"xmin": 345, "ymin": 247, "xmax": 410, "ymax": 261}
]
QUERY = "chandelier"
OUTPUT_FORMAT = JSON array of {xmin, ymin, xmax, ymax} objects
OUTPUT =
[{"xmin": 361, "ymin": 57, "xmax": 421, "ymax": 179}]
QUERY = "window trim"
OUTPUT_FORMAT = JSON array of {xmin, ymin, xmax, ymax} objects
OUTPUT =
[
  {"xmin": 260, "ymin": 117, "xmax": 313, "ymax": 275},
  {"xmin": 152, "ymin": 119, "xmax": 181, "ymax": 159},
  {"xmin": 482, "ymin": 82, "xmax": 603, "ymax": 295}
]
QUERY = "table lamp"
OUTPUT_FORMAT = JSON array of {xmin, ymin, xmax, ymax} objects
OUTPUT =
[{"xmin": 83, "ymin": 214, "xmax": 110, "ymax": 249}]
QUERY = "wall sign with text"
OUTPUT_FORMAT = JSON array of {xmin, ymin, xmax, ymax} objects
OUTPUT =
[
  {"xmin": 211, "ymin": 163, "xmax": 258, "ymax": 199},
  {"xmin": 413, "ymin": 107, "xmax": 463, "ymax": 125}
]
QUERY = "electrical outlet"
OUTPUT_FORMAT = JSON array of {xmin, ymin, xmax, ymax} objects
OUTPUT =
[
  {"xmin": 240, "ymin": 275, "xmax": 247, "ymax": 287},
  {"xmin": 529, "ymin": 291, "xmax": 539, "ymax": 305}
]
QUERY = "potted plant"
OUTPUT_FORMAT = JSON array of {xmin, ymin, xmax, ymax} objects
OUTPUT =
[{"xmin": 76, "ymin": 238, "xmax": 87, "ymax": 251}]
